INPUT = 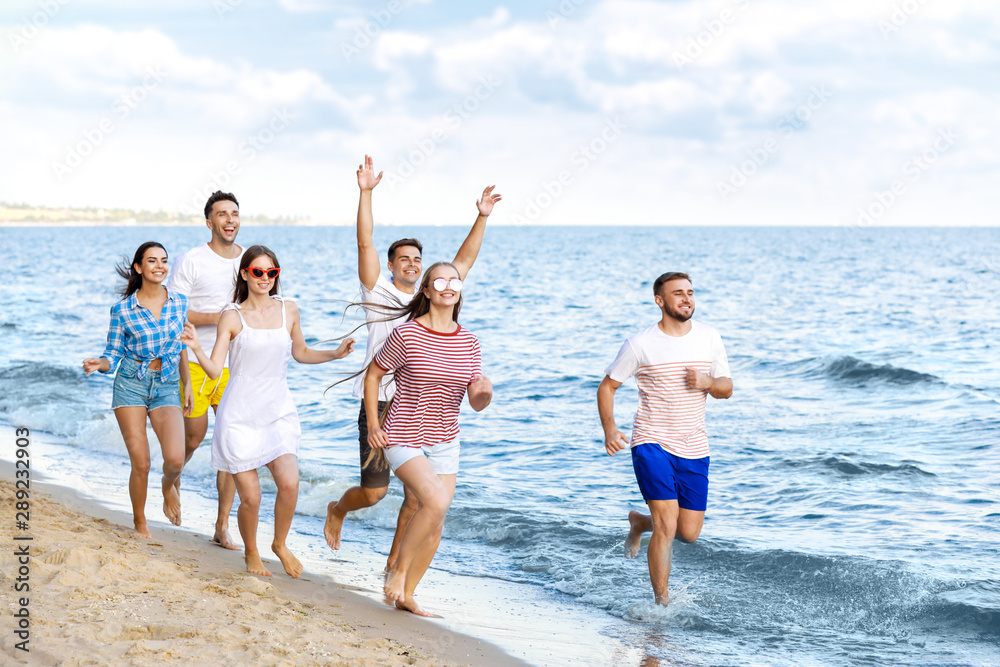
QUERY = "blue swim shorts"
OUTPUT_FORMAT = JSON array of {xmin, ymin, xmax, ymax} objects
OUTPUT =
[
  {"xmin": 111, "ymin": 357, "xmax": 181, "ymax": 412},
  {"xmin": 631, "ymin": 443, "xmax": 710, "ymax": 511}
]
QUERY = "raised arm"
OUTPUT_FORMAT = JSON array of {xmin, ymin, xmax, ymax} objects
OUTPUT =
[
  {"xmin": 180, "ymin": 311, "xmax": 239, "ymax": 380},
  {"xmin": 356, "ymin": 155, "xmax": 384, "ymax": 290},
  {"xmin": 452, "ymin": 185, "xmax": 502, "ymax": 279},
  {"xmin": 597, "ymin": 375, "xmax": 630, "ymax": 456},
  {"xmin": 287, "ymin": 301, "xmax": 356, "ymax": 364}
]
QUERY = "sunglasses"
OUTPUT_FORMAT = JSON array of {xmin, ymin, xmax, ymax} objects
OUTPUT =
[
  {"xmin": 432, "ymin": 278, "xmax": 463, "ymax": 292},
  {"xmin": 246, "ymin": 267, "xmax": 280, "ymax": 279}
]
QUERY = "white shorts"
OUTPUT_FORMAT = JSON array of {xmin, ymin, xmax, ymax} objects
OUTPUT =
[{"xmin": 384, "ymin": 438, "xmax": 460, "ymax": 476}]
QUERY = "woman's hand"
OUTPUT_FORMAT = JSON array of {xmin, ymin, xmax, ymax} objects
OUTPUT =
[
  {"xmin": 82, "ymin": 357, "xmax": 108, "ymax": 376},
  {"xmin": 180, "ymin": 323, "xmax": 201, "ymax": 351},
  {"xmin": 334, "ymin": 338, "xmax": 356, "ymax": 359},
  {"xmin": 468, "ymin": 373, "xmax": 493, "ymax": 412},
  {"xmin": 183, "ymin": 383, "xmax": 194, "ymax": 417},
  {"xmin": 367, "ymin": 425, "xmax": 389, "ymax": 450}
]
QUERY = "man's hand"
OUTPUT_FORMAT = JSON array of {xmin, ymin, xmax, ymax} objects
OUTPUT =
[
  {"xmin": 476, "ymin": 185, "xmax": 502, "ymax": 217},
  {"xmin": 357, "ymin": 154, "xmax": 383, "ymax": 191},
  {"xmin": 685, "ymin": 368, "xmax": 713, "ymax": 391},
  {"xmin": 604, "ymin": 428, "xmax": 630, "ymax": 456}
]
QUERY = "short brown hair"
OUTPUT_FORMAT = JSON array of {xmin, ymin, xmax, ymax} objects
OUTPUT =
[
  {"xmin": 387, "ymin": 238, "xmax": 422, "ymax": 262},
  {"xmin": 653, "ymin": 272, "xmax": 691, "ymax": 296}
]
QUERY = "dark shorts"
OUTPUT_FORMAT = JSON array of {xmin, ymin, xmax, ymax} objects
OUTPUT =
[
  {"xmin": 631, "ymin": 443, "xmax": 710, "ymax": 511},
  {"xmin": 359, "ymin": 399, "xmax": 389, "ymax": 488}
]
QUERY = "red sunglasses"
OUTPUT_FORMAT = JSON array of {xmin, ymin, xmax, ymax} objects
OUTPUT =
[{"xmin": 246, "ymin": 267, "xmax": 280, "ymax": 279}]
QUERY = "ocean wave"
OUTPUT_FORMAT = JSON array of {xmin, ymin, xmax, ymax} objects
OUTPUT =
[
  {"xmin": 781, "ymin": 355, "xmax": 941, "ymax": 387},
  {"xmin": 780, "ymin": 454, "xmax": 935, "ymax": 478}
]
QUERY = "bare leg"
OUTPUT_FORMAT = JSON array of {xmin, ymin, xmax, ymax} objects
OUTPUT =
[
  {"xmin": 384, "ymin": 458, "xmax": 453, "ymax": 614},
  {"xmin": 211, "ymin": 406, "xmax": 241, "ymax": 550},
  {"xmin": 113, "ymin": 406, "xmax": 153, "ymax": 538},
  {"xmin": 180, "ymin": 411, "xmax": 206, "ymax": 472},
  {"xmin": 324, "ymin": 485, "xmax": 387, "ymax": 550},
  {"xmin": 213, "ymin": 471, "xmax": 240, "ymax": 549},
  {"xmin": 626, "ymin": 510, "xmax": 654, "ymax": 559},
  {"xmin": 387, "ymin": 485, "xmax": 420, "ymax": 572},
  {"xmin": 394, "ymin": 474, "xmax": 455, "ymax": 616},
  {"xmin": 266, "ymin": 454, "xmax": 303, "ymax": 578},
  {"xmin": 232, "ymin": 470, "xmax": 270, "ymax": 576},
  {"xmin": 148, "ymin": 406, "xmax": 185, "ymax": 526}
]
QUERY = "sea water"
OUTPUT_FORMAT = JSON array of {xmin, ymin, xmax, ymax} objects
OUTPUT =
[{"xmin": 1, "ymin": 225, "xmax": 998, "ymax": 666}]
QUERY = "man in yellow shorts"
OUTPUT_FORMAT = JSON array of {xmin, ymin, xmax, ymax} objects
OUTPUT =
[{"xmin": 168, "ymin": 190, "xmax": 245, "ymax": 550}]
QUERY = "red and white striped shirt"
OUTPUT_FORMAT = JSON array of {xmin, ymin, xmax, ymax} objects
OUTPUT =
[
  {"xmin": 373, "ymin": 320, "xmax": 482, "ymax": 447},
  {"xmin": 606, "ymin": 321, "xmax": 730, "ymax": 459}
]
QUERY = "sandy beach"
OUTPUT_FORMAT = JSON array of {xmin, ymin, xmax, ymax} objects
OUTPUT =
[{"xmin": 0, "ymin": 462, "xmax": 522, "ymax": 666}]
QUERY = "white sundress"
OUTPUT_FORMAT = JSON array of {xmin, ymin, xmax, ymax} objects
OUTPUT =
[{"xmin": 212, "ymin": 297, "xmax": 301, "ymax": 473}]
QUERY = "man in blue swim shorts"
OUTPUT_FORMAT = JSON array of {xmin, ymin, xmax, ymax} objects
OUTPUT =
[{"xmin": 597, "ymin": 272, "xmax": 733, "ymax": 605}]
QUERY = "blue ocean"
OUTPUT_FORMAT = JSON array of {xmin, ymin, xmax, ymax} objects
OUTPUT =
[{"xmin": 2, "ymin": 225, "xmax": 998, "ymax": 666}]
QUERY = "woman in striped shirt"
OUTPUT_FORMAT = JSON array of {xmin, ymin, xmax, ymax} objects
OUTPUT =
[
  {"xmin": 83, "ymin": 241, "xmax": 193, "ymax": 538},
  {"xmin": 364, "ymin": 261, "xmax": 493, "ymax": 616}
]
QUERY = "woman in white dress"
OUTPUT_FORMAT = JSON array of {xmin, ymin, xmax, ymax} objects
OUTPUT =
[{"xmin": 182, "ymin": 245, "xmax": 355, "ymax": 578}]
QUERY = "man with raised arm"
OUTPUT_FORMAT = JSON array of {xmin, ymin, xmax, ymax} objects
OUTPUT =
[
  {"xmin": 167, "ymin": 191, "xmax": 246, "ymax": 550},
  {"xmin": 324, "ymin": 155, "xmax": 501, "ymax": 571},
  {"xmin": 597, "ymin": 272, "xmax": 733, "ymax": 605}
]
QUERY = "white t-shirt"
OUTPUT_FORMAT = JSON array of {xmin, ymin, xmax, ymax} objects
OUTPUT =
[
  {"xmin": 352, "ymin": 273, "xmax": 416, "ymax": 400},
  {"xmin": 167, "ymin": 243, "xmax": 245, "ymax": 363},
  {"xmin": 605, "ymin": 320, "xmax": 730, "ymax": 459}
]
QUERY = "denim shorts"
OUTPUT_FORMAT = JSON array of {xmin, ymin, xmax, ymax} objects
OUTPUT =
[{"xmin": 112, "ymin": 357, "xmax": 181, "ymax": 411}]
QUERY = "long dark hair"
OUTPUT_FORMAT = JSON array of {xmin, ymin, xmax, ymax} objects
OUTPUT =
[
  {"xmin": 115, "ymin": 241, "xmax": 166, "ymax": 299},
  {"xmin": 233, "ymin": 245, "xmax": 281, "ymax": 303}
]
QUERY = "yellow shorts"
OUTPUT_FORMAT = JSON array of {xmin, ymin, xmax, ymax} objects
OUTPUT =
[{"xmin": 180, "ymin": 363, "xmax": 230, "ymax": 418}]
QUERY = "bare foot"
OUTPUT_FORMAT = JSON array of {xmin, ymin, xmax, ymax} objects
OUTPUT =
[
  {"xmin": 211, "ymin": 525, "xmax": 242, "ymax": 551},
  {"xmin": 272, "ymin": 543, "xmax": 303, "ymax": 578},
  {"xmin": 134, "ymin": 522, "xmax": 153, "ymax": 539},
  {"xmin": 626, "ymin": 510, "xmax": 646, "ymax": 559},
  {"xmin": 655, "ymin": 594, "xmax": 670, "ymax": 606},
  {"xmin": 383, "ymin": 569, "xmax": 406, "ymax": 603},
  {"xmin": 395, "ymin": 596, "xmax": 436, "ymax": 617},
  {"xmin": 323, "ymin": 501, "xmax": 344, "ymax": 550},
  {"xmin": 245, "ymin": 552, "xmax": 272, "ymax": 577},
  {"xmin": 162, "ymin": 477, "xmax": 182, "ymax": 526}
]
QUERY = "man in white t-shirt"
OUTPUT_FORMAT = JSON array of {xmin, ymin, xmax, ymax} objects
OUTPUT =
[
  {"xmin": 324, "ymin": 155, "xmax": 501, "ymax": 571},
  {"xmin": 597, "ymin": 272, "xmax": 733, "ymax": 605},
  {"xmin": 167, "ymin": 191, "xmax": 245, "ymax": 550}
]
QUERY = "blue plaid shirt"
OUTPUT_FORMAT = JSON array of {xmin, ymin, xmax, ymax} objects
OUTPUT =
[{"xmin": 100, "ymin": 290, "xmax": 189, "ymax": 381}]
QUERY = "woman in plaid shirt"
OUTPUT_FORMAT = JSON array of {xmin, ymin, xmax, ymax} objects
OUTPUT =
[{"xmin": 83, "ymin": 241, "xmax": 193, "ymax": 539}]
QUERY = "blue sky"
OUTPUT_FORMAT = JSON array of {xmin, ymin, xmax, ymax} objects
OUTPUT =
[{"xmin": 1, "ymin": 0, "xmax": 997, "ymax": 225}]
